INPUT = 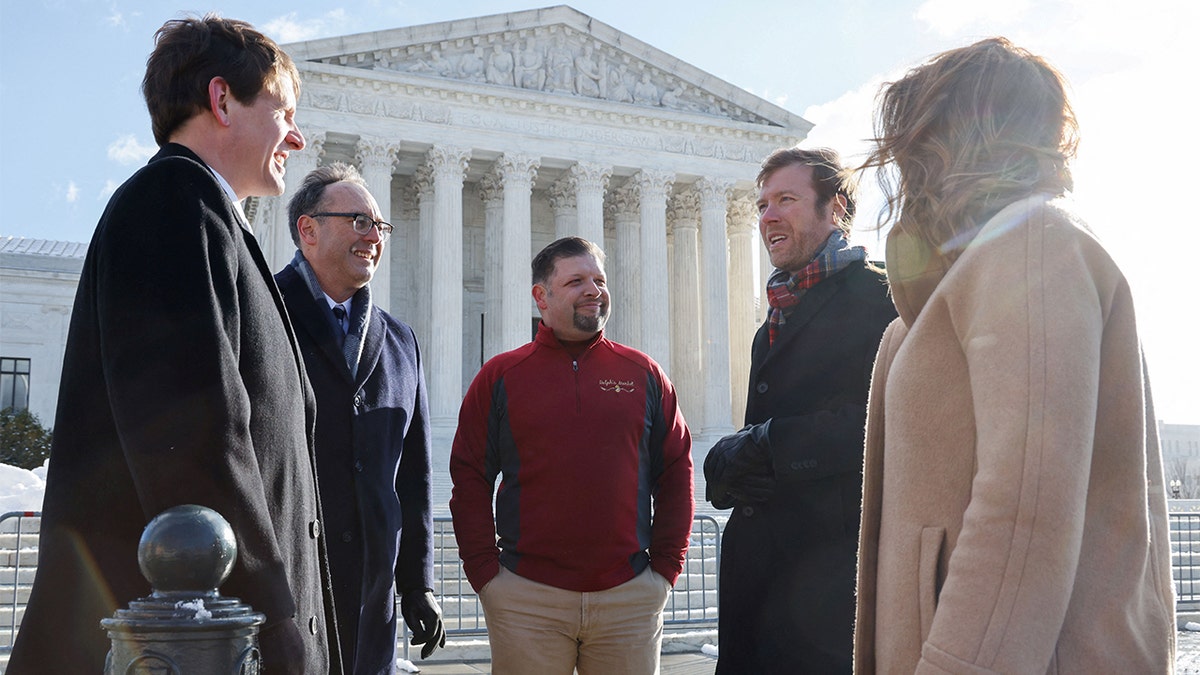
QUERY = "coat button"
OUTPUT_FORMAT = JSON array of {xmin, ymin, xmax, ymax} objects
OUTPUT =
[
  {"xmin": 309, "ymin": 520, "xmax": 321, "ymax": 539},
  {"xmin": 756, "ymin": 382, "xmax": 768, "ymax": 394},
  {"xmin": 354, "ymin": 460, "xmax": 364, "ymax": 472},
  {"xmin": 309, "ymin": 616, "xmax": 319, "ymax": 635},
  {"xmin": 741, "ymin": 505, "xmax": 755, "ymax": 517},
  {"xmin": 354, "ymin": 394, "xmax": 363, "ymax": 407},
  {"xmin": 342, "ymin": 531, "xmax": 353, "ymax": 543}
]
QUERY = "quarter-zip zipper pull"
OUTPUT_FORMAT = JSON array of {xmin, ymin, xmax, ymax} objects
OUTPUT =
[{"xmin": 572, "ymin": 359, "xmax": 579, "ymax": 372}]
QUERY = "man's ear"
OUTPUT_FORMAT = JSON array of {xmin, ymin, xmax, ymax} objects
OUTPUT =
[
  {"xmin": 532, "ymin": 283, "xmax": 549, "ymax": 310},
  {"xmin": 297, "ymin": 214, "xmax": 320, "ymax": 247},
  {"xmin": 831, "ymin": 193, "xmax": 848, "ymax": 225},
  {"xmin": 208, "ymin": 77, "xmax": 232, "ymax": 127}
]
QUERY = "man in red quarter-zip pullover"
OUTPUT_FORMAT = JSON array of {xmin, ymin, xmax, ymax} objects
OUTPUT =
[{"xmin": 450, "ymin": 236, "xmax": 694, "ymax": 675}]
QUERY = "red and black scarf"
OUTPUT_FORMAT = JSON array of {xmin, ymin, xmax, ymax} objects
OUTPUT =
[{"xmin": 765, "ymin": 231, "xmax": 866, "ymax": 345}]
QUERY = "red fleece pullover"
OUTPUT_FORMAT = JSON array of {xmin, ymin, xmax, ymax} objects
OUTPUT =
[{"xmin": 450, "ymin": 323, "xmax": 694, "ymax": 593}]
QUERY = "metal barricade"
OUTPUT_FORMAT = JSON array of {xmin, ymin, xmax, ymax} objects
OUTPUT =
[
  {"xmin": 430, "ymin": 514, "xmax": 721, "ymax": 637},
  {"xmin": 0, "ymin": 511, "xmax": 40, "ymax": 653},
  {"xmin": 1172, "ymin": 512, "xmax": 1200, "ymax": 611}
]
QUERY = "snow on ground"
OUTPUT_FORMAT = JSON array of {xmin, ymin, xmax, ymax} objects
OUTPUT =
[{"xmin": 0, "ymin": 461, "xmax": 46, "ymax": 514}]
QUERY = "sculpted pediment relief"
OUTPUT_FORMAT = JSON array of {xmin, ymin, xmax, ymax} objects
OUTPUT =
[{"xmin": 285, "ymin": 6, "xmax": 808, "ymax": 131}]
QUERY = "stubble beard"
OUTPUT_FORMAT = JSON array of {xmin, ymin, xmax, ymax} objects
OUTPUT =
[{"xmin": 574, "ymin": 302, "xmax": 610, "ymax": 334}]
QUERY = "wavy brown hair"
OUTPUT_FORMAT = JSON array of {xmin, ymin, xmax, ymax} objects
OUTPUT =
[{"xmin": 862, "ymin": 37, "xmax": 1078, "ymax": 258}]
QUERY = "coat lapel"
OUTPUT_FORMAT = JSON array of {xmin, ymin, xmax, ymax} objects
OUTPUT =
[
  {"xmin": 277, "ymin": 266, "xmax": 354, "ymax": 383},
  {"xmin": 354, "ymin": 309, "xmax": 384, "ymax": 390}
]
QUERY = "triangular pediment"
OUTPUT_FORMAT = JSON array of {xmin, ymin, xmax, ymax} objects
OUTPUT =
[{"xmin": 284, "ymin": 5, "xmax": 810, "ymax": 131}]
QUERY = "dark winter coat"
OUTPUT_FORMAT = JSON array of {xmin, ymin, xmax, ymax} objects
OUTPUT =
[
  {"xmin": 9, "ymin": 144, "xmax": 339, "ymax": 674},
  {"xmin": 715, "ymin": 260, "xmax": 895, "ymax": 674},
  {"xmin": 276, "ymin": 264, "xmax": 435, "ymax": 675}
]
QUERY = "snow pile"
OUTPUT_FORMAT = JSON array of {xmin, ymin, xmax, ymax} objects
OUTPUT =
[{"xmin": 0, "ymin": 460, "xmax": 47, "ymax": 513}]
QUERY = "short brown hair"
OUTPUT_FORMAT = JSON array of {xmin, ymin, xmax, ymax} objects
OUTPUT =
[
  {"xmin": 143, "ymin": 14, "xmax": 300, "ymax": 146},
  {"xmin": 757, "ymin": 146, "xmax": 857, "ymax": 235},
  {"xmin": 532, "ymin": 237, "xmax": 606, "ymax": 285}
]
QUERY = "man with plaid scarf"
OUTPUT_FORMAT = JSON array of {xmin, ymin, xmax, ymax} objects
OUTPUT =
[{"xmin": 704, "ymin": 147, "xmax": 896, "ymax": 674}]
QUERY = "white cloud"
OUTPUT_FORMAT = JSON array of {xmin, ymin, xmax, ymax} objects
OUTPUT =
[
  {"xmin": 65, "ymin": 182, "xmax": 79, "ymax": 203},
  {"xmin": 100, "ymin": 180, "xmax": 121, "ymax": 200},
  {"xmin": 915, "ymin": 0, "xmax": 1033, "ymax": 35},
  {"xmin": 107, "ymin": 134, "xmax": 156, "ymax": 166},
  {"xmin": 262, "ymin": 10, "xmax": 352, "ymax": 43}
]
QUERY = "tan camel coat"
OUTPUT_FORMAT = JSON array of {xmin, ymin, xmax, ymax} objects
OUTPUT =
[{"xmin": 854, "ymin": 194, "xmax": 1176, "ymax": 674}]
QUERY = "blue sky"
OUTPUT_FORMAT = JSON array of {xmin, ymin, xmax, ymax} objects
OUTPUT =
[{"xmin": 1, "ymin": 0, "xmax": 1198, "ymax": 423}]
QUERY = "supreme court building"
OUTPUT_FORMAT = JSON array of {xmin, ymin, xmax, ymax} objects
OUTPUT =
[
  {"xmin": 2, "ymin": 7, "xmax": 814, "ymax": 489},
  {"xmin": 251, "ymin": 5, "xmax": 812, "ymax": 445}
]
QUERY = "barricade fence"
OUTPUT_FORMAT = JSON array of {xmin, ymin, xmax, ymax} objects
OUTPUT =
[
  {"xmin": 0, "ymin": 511, "xmax": 721, "ymax": 651},
  {"xmin": 15, "ymin": 509, "xmax": 1194, "ymax": 651}
]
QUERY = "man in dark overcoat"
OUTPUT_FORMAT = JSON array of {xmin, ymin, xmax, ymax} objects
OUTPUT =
[
  {"xmin": 276, "ymin": 163, "xmax": 444, "ymax": 673},
  {"xmin": 9, "ymin": 15, "xmax": 340, "ymax": 674},
  {"xmin": 704, "ymin": 147, "xmax": 896, "ymax": 673}
]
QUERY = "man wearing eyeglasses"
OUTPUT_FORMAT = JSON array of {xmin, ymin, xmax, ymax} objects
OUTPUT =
[{"xmin": 275, "ymin": 162, "xmax": 445, "ymax": 674}]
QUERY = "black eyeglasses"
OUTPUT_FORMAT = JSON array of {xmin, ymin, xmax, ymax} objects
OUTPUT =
[{"xmin": 310, "ymin": 212, "xmax": 394, "ymax": 240}]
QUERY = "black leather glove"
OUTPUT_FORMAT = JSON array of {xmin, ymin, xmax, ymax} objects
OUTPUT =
[
  {"xmin": 704, "ymin": 421, "xmax": 775, "ymax": 509},
  {"xmin": 401, "ymin": 589, "xmax": 447, "ymax": 659}
]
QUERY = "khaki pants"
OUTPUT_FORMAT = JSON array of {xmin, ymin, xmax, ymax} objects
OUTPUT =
[{"xmin": 479, "ymin": 565, "xmax": 672, "ymax": 675}]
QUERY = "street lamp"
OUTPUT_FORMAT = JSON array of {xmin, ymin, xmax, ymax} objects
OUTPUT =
[{"xmin": 1170, "ymin": 479, "xmax": 1182, "ymax": 499}]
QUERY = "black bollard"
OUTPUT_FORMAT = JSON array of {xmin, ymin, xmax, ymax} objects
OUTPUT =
[{"xmin": 102, "ymin": 504, "xmax": 266, "ymax": 674}]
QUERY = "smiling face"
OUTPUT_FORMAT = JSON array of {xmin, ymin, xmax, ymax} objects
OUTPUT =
[
  {"xmin": 298, "ymin": 181, "xmax": 384, "ymax": 302},
  {"xmin": 224, "ymin": 74, "xmax": 304, "ymax": 198},
  {"xmin": 757, "ymin": 163, "xmax": 843, "ymax": 273},
  {"xmin": 533, "ymin": 253, "xmax": 610, "ymax": 342}
]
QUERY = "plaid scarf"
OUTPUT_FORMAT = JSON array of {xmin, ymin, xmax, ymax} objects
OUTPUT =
[{"xmin": 766, "ymin": 231, "xmax": 866, "ymax": 345}]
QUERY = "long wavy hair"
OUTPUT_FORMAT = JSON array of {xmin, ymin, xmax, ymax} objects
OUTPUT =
[{"xmin": 862, "ymin": 37, "xmax": 1079, "ymax": 259}]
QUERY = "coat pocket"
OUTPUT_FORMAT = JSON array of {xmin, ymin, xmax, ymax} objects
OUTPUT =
[{"xmin": 918, "ymin": 526, "xmax": 946, "ymax": 643}]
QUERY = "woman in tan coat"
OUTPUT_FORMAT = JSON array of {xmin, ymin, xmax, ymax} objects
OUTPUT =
[{"xmin": 853, "ymin": 38, "xmax": 1176, "ymax": 673}]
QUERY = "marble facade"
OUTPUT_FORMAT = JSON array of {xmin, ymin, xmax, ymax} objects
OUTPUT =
[{"xmin": 246, "ymin": 6, "xmax": 815, "ymax": 446}]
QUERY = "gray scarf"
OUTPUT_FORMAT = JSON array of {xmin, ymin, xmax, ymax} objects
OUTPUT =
[{"xmin": 289, "ymin": 251, "xmax": 371, "ymax": 378}]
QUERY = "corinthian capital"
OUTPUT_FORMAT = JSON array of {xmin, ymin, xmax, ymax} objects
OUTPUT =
[
  {"xmin": 495, "ymin": 153, "xmax": 540, "ymax": 188},
  {"xmin": 547, "ymin": 175, "xmax": 578, "ymax": 212},
  {"xmin": 605, "ymin": 180, "xmax": 640, "ymax": 219},
  {"xmin": 425, "ymin": 145, "xmax": 471, "ymax": 180},
  {"xmin": 569, "ymin": 161, "xmax": 612, "ymax": 193},
  {"xmin": 630, "ymin": 169, "xmax": 675, "ymax": 209},
  {"xmin": 726, "ymin": 191, "xmax": 757, "ymax": 235},
  {"xmin": 668, "ymin": 188, "xmax": 701, "ymax": 225},
  {"xmin": 694, "ymin": 177, "xmax": 735, "ymax": 210},
  {"xmin": 355, "ymin": 137, "xmax": 400, "ymax": 174}
]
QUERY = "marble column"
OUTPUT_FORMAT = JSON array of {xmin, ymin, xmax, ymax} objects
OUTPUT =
[
  {"xmin": 356, "ymin": 137, "xmax": 399, "ymax": 313},
  {"xmin": 394, "ymin": 179, "xmax": 420, "ymax": 324},
  {"xmin": 606, "ymin": 181, "xmax": 640, "ymax": 348},
  {"xmin": 572, "ymin": 161, "xmax": 611, "ymax": 246},
  {"xmin": 697, "ymin": 177, "xmax": 736, "ymax": 435},
  {"xmin": 727, "ymin": 193, "xmax": 758, "ymax": 426},
  {"xmin": 496, "ymin": 153, "xmax": 540, "ymax": 352},
  {"xmin": 271, "ymin": 130, "xmax": 324, "ymax": 271},
  {"xmin": 632, "ymin": 169, "xmax": 675, "ymax": 371},
  {"xmin": 478, "ymin": 171, "xmax": 504, "ymax": 361},
  {"xmin": 667, "ymin": 188, "xmax": 702, "ymax": 427},
  {"xmin": 412, "ymin": 163, "xmax": 434, "ymax": 355},
  {"xmin": 425, "ymin": 145, "xmax": 471, "ymax": 426},
  {"xmin": 547, "ymin": 175, "xmax": 577, "ymax": 241}
]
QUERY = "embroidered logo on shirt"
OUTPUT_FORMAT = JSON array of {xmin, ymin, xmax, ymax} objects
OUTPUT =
[{"xmin": 599, "ymin": 379, "xmax": 636, "ymax": 393}]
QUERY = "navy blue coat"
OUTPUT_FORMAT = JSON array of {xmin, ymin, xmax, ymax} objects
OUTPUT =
[
  {"xmin": 276, "ymin": 264, "xmax": 435, "ymax": 675},
  {"xmin": 713, "ymin": 261, "xmax": 896, "ymax": 674},
  {"xmin": 11, "ymin": 144, "xmax": 339, "ymax": 674}
]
